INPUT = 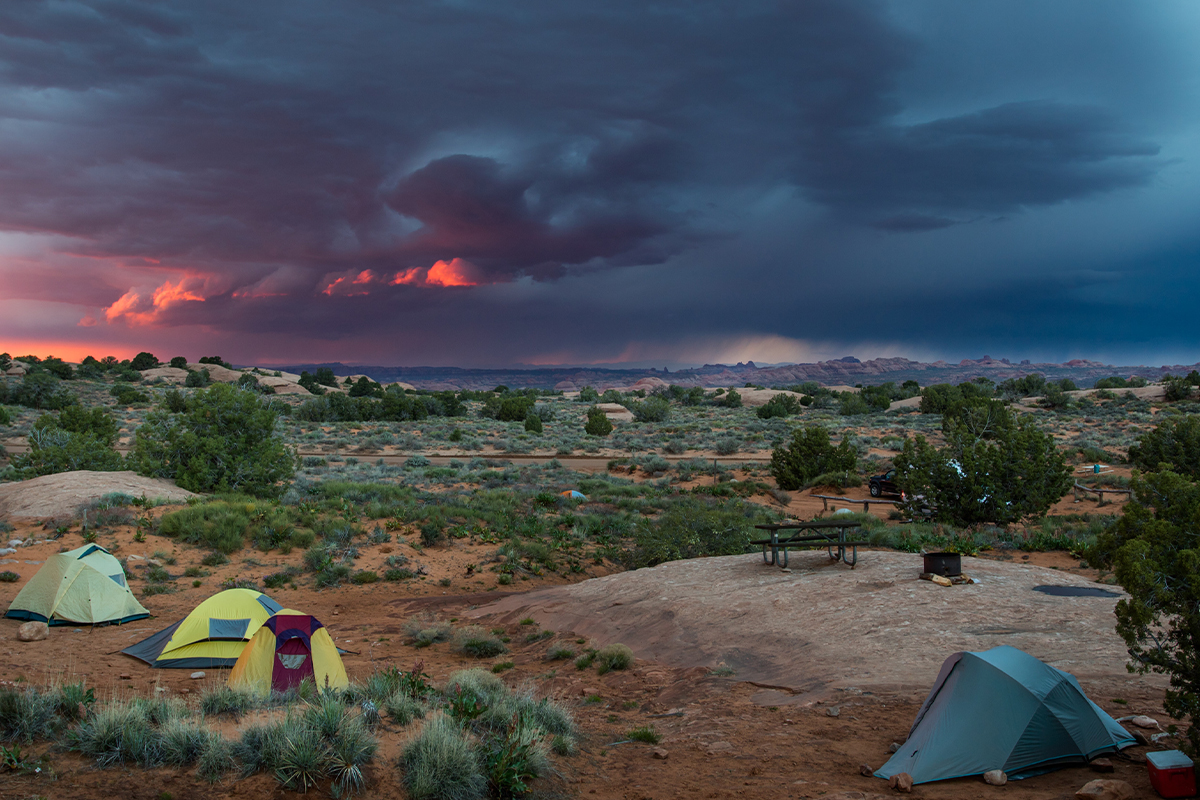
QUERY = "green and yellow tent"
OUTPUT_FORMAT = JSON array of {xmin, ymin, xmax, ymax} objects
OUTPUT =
[
  {"xmin": 122, "ymin": 588, "xmax": 282, "ymax": 668},
  {"xmin": 4, "ymin": 544, "xmax": 149, "ymax": 626}
]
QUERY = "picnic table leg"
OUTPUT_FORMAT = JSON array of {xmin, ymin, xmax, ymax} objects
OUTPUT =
[
  {"xmin": 778, "ymin": 545, "xmax": 789, "ymax": 569},
  {"xmin": 844, "ymin": 543, "xmax": 858, "ymax": 569},
  {"xmin": 761, "ymin": 542, "xmax": 775, "ymax": 566}
]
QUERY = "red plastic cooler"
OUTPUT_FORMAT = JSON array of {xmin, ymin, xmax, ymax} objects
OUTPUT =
[{"xmin": 1147, "ymin": 750, "xmax": 1197, "ymax": 798}]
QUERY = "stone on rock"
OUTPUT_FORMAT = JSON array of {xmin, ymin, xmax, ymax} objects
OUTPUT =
[
  {"xmin": 930, "ymin": 574, "xmax": 953, "ymax": 587},
  {"xmin": 190, "ymin": 671, "xmax": 205, "ymax": 679},
  {"xmin": 119, "ymin": 674, "xmax": 132, "ymax": 680},
  {"xmin": 0, "ymin": 548, "xmax": 16, "ymax": 556},
  {"xmin": 1132, "ymin": 731, "xmax": 1150, "ymax": 746},
  {"xmin": 888, "ymin": 742, "xmax": 901, "ymax": 753},
  {"xmin": 1088, "ymin": 758, "xmax": 1114, "ymax": 773},
  {"xmin": 888, "ymin": 772, "xmax": 913, "ymax": 793},
  {"xmin": 1074, "ymin": 779, "xmax": 1135, "ymax": 800},
  {"xmin": 859, "ymin": 764, "xmax": 874, "ymax": 776},
  {"xmin": 983, "ymin": 769, "xmax": 1007, "ymax": 785},
  {"xmin": 1130, "ymin": 715, "xmax": 1159, "ymax": 729},
  {"xmin": 651, "ymin": 748, "xmax": 669, "ymax": 759},
  {"xmin": 705, "ymin": 741, "xmax": 733, "ymax": 754},
  {"xmin": 826, "ymin": 706, "xmax": 840, "ymax": 717},
  {"xmin": 17, "ymin": 621, "xmax": 49, "ymax": 641},
  {"xmin": 7, "ymin": 539, "xmax": 22, "ymax": 548}
]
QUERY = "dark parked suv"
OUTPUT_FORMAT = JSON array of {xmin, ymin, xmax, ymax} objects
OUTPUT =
[{"xmin": 869, "ymin": 469, "xmax": 900, "ymax": 497}]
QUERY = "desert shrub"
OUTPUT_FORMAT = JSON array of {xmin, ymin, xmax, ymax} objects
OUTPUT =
[
  {"xmin": 0, "ymin": 571, "xmax": 18, "ymax": 583},
  {"xmin": 546, "ymin": 645, "xmax": 576, "ymax": 661},
  {"xmin": 200, "ymin": 684, "xmax": 255, "ymax": 718},
  {"xmin": 453, "ymin": 627, "xmax": 508, "ymax": 658},
  {"xmin": 523, "ymin": 413, "xmax": 543, "ymax": 434},
  {"xmin": 353, "ymin": 570, "xmax": 379, "ymax": 584},
  {"xmin": 808, "ymin": 471, "xmax": 862, "ymax": 490},
  {"xmin": 111, "ymin": 382, "xmax": 150, "ymax": 405},
  {"xmin": 129, "ymin": 383, "xmax": 294, "ymax": 497},
  {"xmin": 384, "ymin": 693, "xmax": 428, "ymax": 726},
  {"xmin": 714, "ymin": 437, "xmax": 740, "ymax": 455},
  {"xmin": 894, "ymin": 412, "xmax": 1071, "ymax": 526},
  {"xmin": 480, "ymin": 714, "xmax": 549, "ymax": 798},
  {"xmin": 720, "ymin": 388, "xmax": 742, "ymax": 408},
  {"xmin": 158, "ymin": 718, "xmax": 209, "ymax": 766},
  {"xmin": 619, "ymin": 498, "xmax": 765, "ymax": 569},
  {"xmin": 769, "ymin": 426, "xmax": 857, "ymax": 490},
  {"xmin": 1087, "ymin": 469, "xmax": 1200, "ymax": 754},
  {"xmin": 578, "ymin": 386, "xmax": 599, "ymax": 402},
  {"xmin": 404, "ymin": 615, "xmax": 453, "ymax": 647},
  {"xmin": 11, "ymin": 408, "xmax": 124, "ymax": 479},
  {"xmin": 584, "ymin": 406, "xmax": 613, "ymax": 437},
  {"xmin": 1129, "ymin": 415, "xmax": 1200, "ymax": 479},
  {"xmin": 838, "ymin": 393, "xmax": 872, "ymax": 416},
  {"xmin": 756, "ymin": 393, "xmax": 802, "ymax": 419},
  {"xmin": 130, "ymin": 352, "xmax": 159, "ymax": 371},
  {"xmin": 626, "ymin": 725, "xmax": 660, "ymax": 744},
  {"xmin": 197, "ymin": 734, "xmax": 236, "ymax": 783},
  {"xmin": 158, "ymin": 501, "xmax": 255, "ymax": 554},
  {"xmin": 67, "ymin": 700, "xmax": 159, "ymax": 767},
  {"xmin": 399, "ymin": 715, "xmax": 487, "ymax": 800},
  {"xmin": 184, "ymin": 367, "xmax": 212, "ymax": 388},
  {"xmin": 0, "ymin": 686, "xmax": 60, "ymax": 743},
  {"xmin": 627, "ymin": 397, "xmax": 671, "ymax": 423},
  {"xmin": 594, "ymin": 644, "xmax": 633, "ymax": 674}
]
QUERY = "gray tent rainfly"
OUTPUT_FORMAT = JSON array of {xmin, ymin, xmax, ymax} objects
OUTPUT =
[{"xmin": 875, "ymin": 645, "xmax": 1135, "ymax": 784}]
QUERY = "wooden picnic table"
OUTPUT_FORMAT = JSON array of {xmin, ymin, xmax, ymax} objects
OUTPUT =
[{"xmin": 751, "ymin": 520, "xmax": 867, "ymax": 569}]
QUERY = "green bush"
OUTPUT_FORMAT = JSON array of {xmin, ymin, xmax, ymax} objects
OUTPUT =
[
  {"xmin": 627, "ymin": 397, "xmax": 671, "ymax": 423},
  {"xmin": 129, "ymin": 383, "xmax": 294, "ymax": 497},
  {"xmin": 1088, "ymin": 469, "xmax": 1200, "ymax": 754},
  {"xmin": 158, "ymin": 501, "xmax": 257, "ymax": 554},
  {"xmin": 584, "ymin": 406, "xmax": 613, "ymax": 437},
  {"xmin": 1129, "ymin": 415, "xmax": 1200, "ymax": 479},
  {"xmin": 769, "ymin": 426, "xmax": 857, "ymax": 491},
  {"xmin": 130, "ymin": 352, "xmax": 159, "ymax": 371},
  {"xmin": 756, "ymin": 393, "xmax": 802, "ymax": 419},
  {"xmin": 720, "ymin": 388, "xmax": 742, "ymax": 408},
  {"xmin": 626, "ymin": 725, "xmax": 660, "ymax": 744},
  {"xmin": 895, "ymin": 411, "xmax": 1071, "ymax": 526},
  {"xmin": 523, "ymin": 413, "xmax": 543, "ymax": 434},
  {"xmin": 618, "ymin": 498, "xmax": 765, "ymax": 569},
  {"xmin": 595, "ymin": 644, "xmax": 633, "ymax": 674},
  {"xmin": 399, "ymin": 716, "xmax": 487, "ymax": 800},
  {"xmin": 453, "ymin": 627, "xmax": 509, "ymax": 658}
]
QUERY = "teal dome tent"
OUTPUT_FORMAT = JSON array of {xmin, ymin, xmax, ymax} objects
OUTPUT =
[{"xmin": 875, "ymin": 646, "xmax": 1135, "ymax": 784}]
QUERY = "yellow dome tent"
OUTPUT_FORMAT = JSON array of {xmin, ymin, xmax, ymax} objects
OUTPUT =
[
  {"xmin": 227, "ymin": 610, "xmax": 348, "ymax": 694},
  {"xmin": 4, "ymin": 544, "xmax": 149, "ymax": 626},
  {"xmin": 122, "ymin": 588, "xmax": 282, "ymax": 668}
]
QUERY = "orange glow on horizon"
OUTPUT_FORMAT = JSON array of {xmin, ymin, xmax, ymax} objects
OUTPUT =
[{"xmin": 0, "ymin": 340, "xmax": 145, "ymax": 364}]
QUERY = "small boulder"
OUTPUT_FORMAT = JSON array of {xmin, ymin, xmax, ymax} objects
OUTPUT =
[
  {"xmin": 1130, "ymin": 715, "xmax": 1159, "ymax": 729},
  {"xmin": 826, "ymin": 706, "xmax": 841, "ymax": 718},
  {"xmin": 888, "ymin": 742, "xmax": 902, "ymax": 753},
  {"xmin": 190, "ymin": 671, "xmax": 205, "ymax": 680},
  {"xmin": 888, "ymin": 772, "xmax": 913, "ymax": 793},
  {"xmin": 983, "ymin": 769, "xmax": 1007, "ymax": 786},
  {"xmin": 1075, "ymin": 779, "xmax": 1135, "ymax": 800},
  {"xmin": 706, "ymin": 741, "xmax": 733, "ymax": 754},
  {"xmin": 651, "ymin": 748, "xmax": 669, "ymax": 760},
  {"xmin": 1089, "ymin": 758, "xmax": 1115, "ymax": 773},
  {"xmin": 859, "ymin": 764, "xmax": 874, "ymax": 776},
  {"xmin": 0, "ymin": 548, "xmax": 16, "ymax": 556},
  {"xmin": 7, "ymin": 539, "xmax": 23, "ymax": 548},
  {"xmin": 119, "ymin": 674, "xmax": 132, "ymax": 680},
  {"xmin": 17, "ymin": 621, "xmax": 49, "ymax": 642}
]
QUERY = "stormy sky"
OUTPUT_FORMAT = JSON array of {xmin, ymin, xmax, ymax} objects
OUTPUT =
[{"xmin": 1, "ymin": 1, "xmax": 1198, "ymax": 368}]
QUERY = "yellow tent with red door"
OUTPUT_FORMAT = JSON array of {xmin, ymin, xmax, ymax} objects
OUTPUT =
[{"xmin": 227, "ymin": 610, "xmax": 348, "ymax": 695}]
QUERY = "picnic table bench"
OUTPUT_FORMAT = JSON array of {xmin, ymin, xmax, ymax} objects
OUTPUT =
[
  {"xmin": 751, "ymin": 520, "xmax": 867, "ymax": 569},
  {"xmin": 1072, "ymin": 482, "xmax": 1132, "ymax": 505},
  {"xmin": 811, "ymin": 494, "xmax": 897, "ymax": 513}
]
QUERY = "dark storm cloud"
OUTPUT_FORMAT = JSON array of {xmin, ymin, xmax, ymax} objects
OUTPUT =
[
  {"xmin": 803, "ymin": 101, "xmax": 1161, "ymax": 228},
  {"xmin": 0, "ymin": 0, "xmax": 1185, "ymax": 363}
]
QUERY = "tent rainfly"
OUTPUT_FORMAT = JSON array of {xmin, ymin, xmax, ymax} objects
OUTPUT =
[
  {"xmin": 122, "ymin": 588, "xmax": 282, "ymax": 668},
  {"xmin": 4, "ymin": 544, "xmax": 149, "ymax": 626},
  {"xmin": 227, "ymin": 611, "xmax": 348, "ymax": 695},
  {"xmin": 875, "ymin": 645, "xmax": 1136, "ymax": 784}
]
